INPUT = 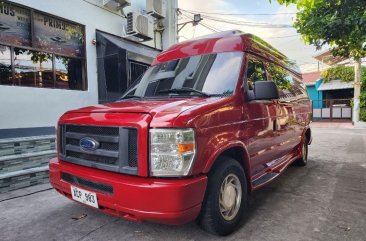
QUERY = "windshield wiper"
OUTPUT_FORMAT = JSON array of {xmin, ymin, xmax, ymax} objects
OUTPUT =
[
  {"xmin": 120, "ymin": 95, "xmax": 143, "ymax": 100},
  {"xmin": 158, "ymin": 87, "xmax": 212, "ymax": 97}
]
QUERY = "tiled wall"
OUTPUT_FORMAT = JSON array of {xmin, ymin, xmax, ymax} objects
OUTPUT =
[
  {"xmin": 0, "ymin": 136, "xmax": 56, "ymax": 193},
  {"xmin": 0, "ymin": 171, "xmax": 50, "ymax": 193},
  {"xmin": 0, "ymin": 137, "xmax": 56, "ymax": 156}
]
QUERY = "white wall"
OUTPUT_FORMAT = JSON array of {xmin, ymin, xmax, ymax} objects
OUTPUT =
[{"xmin": 0, "ymin": 0, "xmax": 177, "ymax": 130}]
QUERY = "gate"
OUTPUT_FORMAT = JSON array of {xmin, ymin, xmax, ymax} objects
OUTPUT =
[{"xmin": 312, "ymin": 99, "xmax": 352, "ymax": 120}]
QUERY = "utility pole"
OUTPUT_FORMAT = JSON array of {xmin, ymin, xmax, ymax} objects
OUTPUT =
[{"xmin": 353, "ymin": 59, "xmax": 362, "ymax": 123}]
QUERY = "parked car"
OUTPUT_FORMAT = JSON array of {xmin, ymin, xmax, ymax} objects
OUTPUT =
[{"xmin": 49, "ymin": 30, "xmax": 312, "ymax": 236}]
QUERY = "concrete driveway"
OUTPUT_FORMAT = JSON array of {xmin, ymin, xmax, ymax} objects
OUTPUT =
[{"xmin": 1, "ymin": 127, "xmax": 365, "ymax": 241}]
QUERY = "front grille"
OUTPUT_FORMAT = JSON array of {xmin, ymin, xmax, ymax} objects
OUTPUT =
[
  {"xmin": 61, "ymin": 172, "xmax": 113, "ymax": 195},
  {"xmin": 128, "ymin": 129, "xmax": 138, "ymax": 167},
  {"xmin": 59, "ymin": 124, "xmax": 139, "ymax": 175},
  {"xmin": 66, "ymin": 125, "xmax": 119, "ymax": 136},
  {"xmin": 100, "ymin": 142, "xmax": 119, "ymax": 151},
  {"xmin": 66, "ymin": 150, "xmax": 118, "ymax": 165},
  {"xmin": 66, "ymin": 138, "xmax": 79, "ymax": 146}
]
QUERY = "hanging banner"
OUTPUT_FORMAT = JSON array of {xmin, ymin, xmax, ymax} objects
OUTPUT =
[
  {"xmin": 33, "ymin": 12, "xmax": 84, "ymax": 57},
  {"xmin": 0, "ymin": 2, "xmax": 31, "ymax": 46}
]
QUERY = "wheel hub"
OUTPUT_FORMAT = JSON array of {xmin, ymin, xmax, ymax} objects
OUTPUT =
[
  {"xmin": 222, "ymin": 185, "xmax": 236, "ymax": 208},
  {"xmin": 219, "ymin": 174, "xmax": 242, "ymax": 221}
]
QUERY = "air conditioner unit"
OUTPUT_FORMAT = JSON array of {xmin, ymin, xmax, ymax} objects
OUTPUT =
[
  {"xmin": 103, "ymin": 0, "xmax": 131, "ymax": 10},
  {"xmin": 126, "ymin": 12, "xmax": 154, "ymax": 41},
  {"xmin": 146, "ymin": 0, "xmax": 166, "ymax": 19}
]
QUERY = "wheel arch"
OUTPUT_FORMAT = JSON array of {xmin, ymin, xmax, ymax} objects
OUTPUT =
[{"xmin": 203, "ymin": 144, "xmax": 252, "ymax": 192}]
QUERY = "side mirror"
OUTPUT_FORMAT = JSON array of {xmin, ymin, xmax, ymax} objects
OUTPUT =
[{"xmin": 248, "ymin": 81, "xmax": 279, "ymax": 101}]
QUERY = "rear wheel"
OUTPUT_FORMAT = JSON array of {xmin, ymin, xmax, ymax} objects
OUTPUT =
[
  {"xmin": 294, "ymin": 136, "xmax": 308, "ymax": 166},
  {"xmin": 198, "ymin": 156, "xmax": 247, "ymax": 236}
]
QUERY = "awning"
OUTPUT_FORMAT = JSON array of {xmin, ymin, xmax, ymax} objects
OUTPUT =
[
  {"xmin": 96, "ymin": 31, "xmax": 160, "ymax": 64},
  {"xmin": 317, "ymin": 79, "xmax": 354, "ymax": 91}
]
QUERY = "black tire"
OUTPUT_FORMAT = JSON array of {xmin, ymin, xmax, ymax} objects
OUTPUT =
[
  {"xmin": 198, "ymin": 156, "xmax": 247, "ymax": 236},
  {"xmin": 294, "ymin": 136, "xmax": 308, "ymax": 166}
]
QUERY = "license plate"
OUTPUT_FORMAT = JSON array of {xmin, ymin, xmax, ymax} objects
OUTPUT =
[{"xmin": 71, "ymin": 186, "xmax": 99, "ymax": 208}]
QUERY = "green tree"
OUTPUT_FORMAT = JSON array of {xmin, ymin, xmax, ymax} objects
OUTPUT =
[{"xmin": 270, "ymin": 0, "xmax": 366, "ymax": 122}]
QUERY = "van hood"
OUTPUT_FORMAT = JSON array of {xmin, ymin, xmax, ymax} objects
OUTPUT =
[{"xmin": 67, "ymin": 97, "xmax": 222, "ymax": 126}]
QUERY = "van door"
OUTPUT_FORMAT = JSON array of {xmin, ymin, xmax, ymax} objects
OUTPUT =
[
  {"xmin": 243, "ymin": 57, "xmax": 278, "ymax": 177},
  {"xmin": 266, "ymin": 62, "xmax": 302, "ymax": 160}
]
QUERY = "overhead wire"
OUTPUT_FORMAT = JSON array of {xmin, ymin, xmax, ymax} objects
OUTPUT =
[
  {"xmin": 178, "ymin": 9, "xmax": 294, "ymax": 29},
  {"xmin": 199, "ymin": 14, "xmax": 294, "ymax": 28},
  {"xmin": 179, "ymin": 8, "xmax": 364, "ymax": 21},
  {"xmin": 179, "ymin": 12, "xmax": 302, "ymax": 38},
  {"xmin": 179, "ymin": 8, "xmax": 297, "ymax": 16},
  {"xmin": 180, "ymin": 13, "xmax": 220, "ymax": 33},
  {"xmin": 199, "ymin": 22, "xmax": 221, "ymax": 33}
]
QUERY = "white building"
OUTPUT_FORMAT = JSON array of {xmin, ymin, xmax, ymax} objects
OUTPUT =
[{"xmin": 0, "ymin": 0, "xmax": 177, "ymax": 137}]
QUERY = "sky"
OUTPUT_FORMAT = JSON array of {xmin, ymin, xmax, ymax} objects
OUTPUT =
[{"xmin": 177, "ymin": 0, "xmax": 330, "ymax": 73}]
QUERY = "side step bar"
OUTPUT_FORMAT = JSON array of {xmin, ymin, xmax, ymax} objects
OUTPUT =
[{"xmin": 252, "ymin": 172, "xmax": 278, "ymax": 188}]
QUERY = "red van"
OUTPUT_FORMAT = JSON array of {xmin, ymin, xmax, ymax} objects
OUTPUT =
[{"xmin": 49, "ymin": 30, "xmax": 311, "ymax": 235}]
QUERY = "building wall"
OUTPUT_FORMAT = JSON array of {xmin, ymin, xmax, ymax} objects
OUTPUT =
[
  {"xmin": 306, "ymin": 79, "xmax": 323, "ymax": 108},
  {"xmin": 0, "ymin": 0, "xmax": 177, "ymax": 130},
  {"xmin": 307, "ymin": 85, "xmax": 317, "ymax": 100},
  {"xmin": 307, "ymin": 85, "xmax": 322, "ymax": 108}
]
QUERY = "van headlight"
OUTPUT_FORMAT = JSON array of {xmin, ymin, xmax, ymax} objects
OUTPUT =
[{"xmin": 150, "ymin": 128, "xmax": 196, "ymax": 177}]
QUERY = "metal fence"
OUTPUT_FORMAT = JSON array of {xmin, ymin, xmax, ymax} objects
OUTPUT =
[{"xmin": 312, "ymin": 99, "xmax": 352, "ymax": 120}]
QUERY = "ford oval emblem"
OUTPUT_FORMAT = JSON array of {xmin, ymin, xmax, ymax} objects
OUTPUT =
[{"xmin": 79, "ymin": 137, "xmax": 99, "ymax": 151}]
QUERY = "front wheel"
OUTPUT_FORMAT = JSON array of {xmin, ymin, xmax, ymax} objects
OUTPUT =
[{"xmin": 198, "ymin": 156, "xmax": 247, "ymax": 236}]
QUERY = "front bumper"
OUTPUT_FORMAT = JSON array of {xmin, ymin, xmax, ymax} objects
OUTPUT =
[{"xmin": 49, "ymin": 158, "xmax": 207, "ymax": 225}]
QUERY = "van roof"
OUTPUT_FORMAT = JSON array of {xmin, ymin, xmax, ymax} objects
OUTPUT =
[{"xmin": 153, "ymin": 30, "xmax": 301, "ymax": 77}]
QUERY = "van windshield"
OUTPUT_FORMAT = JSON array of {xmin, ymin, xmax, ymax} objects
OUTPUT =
[{"xmin": 120, "ymin": 52, "xmax": 243, "ymax": 99}]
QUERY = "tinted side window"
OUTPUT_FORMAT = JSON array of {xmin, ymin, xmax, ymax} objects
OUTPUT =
[
  {"xmin": 291, "ymin": 76, "xmax": 308, "ymax": 100},
  {"xmin": 267, "ymin": 62, "xmax": 307, "ymax": 101},
  {"xmin": 267, "ymin": 63, "xmax": 292, "ymax": 99},
  {"xmin": 246, "ymin": 59, "xmax": 267, "ymax": 90}
]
